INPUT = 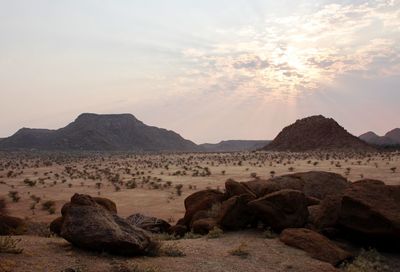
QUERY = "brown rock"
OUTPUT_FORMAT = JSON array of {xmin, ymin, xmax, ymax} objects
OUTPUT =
[
  {"xmin": 217, "ymin": 195, "xmax": 255, "ymax": 230},
  {"xmin": 60, "ymin": 194, "xmax": 153, "ymax": 256},
  {"xmin": 248, "ymin": 189, "xmax": 309, "ymax": 231},
  {"xmin": 338, "ymin": 182, "xmax": 400, "ymax": 244},
  {"xmin": 93, "ymin": 197, "xmax": 117, "ymax": 213},
  {"xmin": 182, "ymin": 189, "xmax": 225, "ymax": 226},
  {"xmin": 308, "ymin": 195, "xmax": 342, "ymax": 231},
  {"xmin": 126, "ymin": 213, "xmax": 170, "ymax": 233},
  {"xmin": 280, "ymin": 228, "xmax": 353, "ymax": 266},
  {"xmin": 191, "ymin": 218, "xmax": 217, "ymax": 234},
  {"xmin": 49, "ymin": 217, "xmax": 64, "ymax": 235},
  {"xmin": 168, "ymin": 224, "xmax": 187, "ymax": 237},
  {"xmin": 225, "ymin": 179, "xmax": 257, "ymax": 199},
  {"xmin": 241, "ymin": 179, "xmax": 270, "ymax": 197}
]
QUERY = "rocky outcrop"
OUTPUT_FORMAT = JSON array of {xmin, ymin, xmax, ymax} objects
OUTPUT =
[{"xmin": 248, "ymin": 189, "xmax": 309, "ymax": 231}]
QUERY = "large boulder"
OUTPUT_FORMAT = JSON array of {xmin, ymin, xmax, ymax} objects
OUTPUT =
[
  {"xmin": 338, "ymin": 182, "xmax": 400, "ymax": 246},
  {"xmin": 241, "ymin": 179, "xmax": 271, "ymax": 198},
  {"xmin": 308, "ymin": 195, "xmax": 342, "ymax": 232},
  {"xmin": 93, "ymin": 197, "xmax": 117, "ymax": 214},
  {"xmin": 224, "ymin": 179, "xmax": 257, "ymax": 199},
  {"xmin": 126, "ymin": 213, "xmax": 170, "ymax": 233},
  {"xmin": 182, "ymin": 189, "xmax": 225, "ymax": 226},
  {"xmin": 217, "ymin": 195, "xmax": 255, "ymax": 230},
  {"xmin": 266, "ymin": 171, "xmax": 350, "ymax": 200},
  {"xmin": 191, "ymin": 218, "xmax": 218, "ymax": 234},
  {"xmin": 280, "ymin": 228, "xmax": 353, "ymax": 266},
  {"xmin": 248, "ymin": 189, "xmax": 309, "ymax": 231},
  {"xmin": 0, "ymin": 215, "xmax": 26, "ymax": 235},
  {"xmin": 60, "ymin": 194, "xmax": 154, "ymax": 256}
]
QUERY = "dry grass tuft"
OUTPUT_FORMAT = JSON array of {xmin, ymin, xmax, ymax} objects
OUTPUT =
[
  {"xmin": 341, "ymin": 248, "xmax": 390, "ymax": 272},
  {"xmin": 0, "ymin": 236, "xmax": 23, "ymax": 254},
  {"xmin": 228, "ymin": 242, "xmax": 250, "ymax": 258}
]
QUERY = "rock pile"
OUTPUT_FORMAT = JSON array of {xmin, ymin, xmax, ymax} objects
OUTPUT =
[{"xmin": 169, "ymin": 171, "xmax": 400, "ymax": 265}]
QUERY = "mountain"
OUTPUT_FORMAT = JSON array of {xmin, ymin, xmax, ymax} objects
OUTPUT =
[
  {"xmin": 200, "ymin": 140, "xmax": 271, "ymax": 152},
  {"xmin": 359, "ymin": 131, "xmax": 396, "ymax": 146},
  {"xmin": 385, "ymin": 128, "xmax": 400, "ymax": 143},
  {"xmin": 262, "ymin": 115, "xmax": 374, "ymax": 152},
  {"xmin": 0, "ymin": 113, "xmax": 199, "ymax": 151},
  {"xmin": 359, "ymin": 128, "xmax": 400, "ymax": 147}
]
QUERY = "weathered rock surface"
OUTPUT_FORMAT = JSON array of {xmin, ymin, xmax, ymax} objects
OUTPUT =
[
  {"xmin": 217, "ymin": 194, "xmax": 255, "ymax": 230},
  {"xmin": 59, "ymin": 194, "xmax": 154, "ymax": 256},
  {"xmin": 248, "ymin": 189, "xmax": 309, "ymax": 231},
  {"xmin": 126, "ymin": 213, "xmax": 170, "ymax": 233},
  {"xmin": 338, "ymin": 182, "xmax": 400, "ymax": 244},
  {"xmin": 182, "ymin": 189, "xmax": 225, "ymax": 226},
  {"xmin": 280, "ymin": 228, "xmax": 353, "ymax": 266}
]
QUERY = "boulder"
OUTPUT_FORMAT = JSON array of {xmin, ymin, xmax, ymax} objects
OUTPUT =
[
  {"xmin": 266, "ymin": 171, "xmax": 350, "ymax": 200},
  {"xmin": 49, "ymin": 216, "xmax": 64, "ymax": 235},
  {"xmin": 217, "ymin": 195, "xmax": 255, "ymax": 230},
  {"xmin": 225, "ymin": 179, "xmax": 257, "ymax": 199},
  {"xmin": 308, "ymin": 195, "xmax": 342, "ymax": 231},
  {"xmin": 60, "ymin": 194, "xmax": 153, "ymax": 256},
  {"xmin": 280, "ymin": 228, "xmax": 353, "ymax": 266},
  {"xmin": 0, "ymin": 215, "xmax": 26, "ymax": 235},
  {"xmin": 182, "ymin": 189, "xmax": 225, "ymax": 226},
  {"xmin": 126, "ymin": 213, "xmax": 171, "ymax": 233},
  {"xmin": 191, "ymin": 218, "xmax": 217, "ymax": 234},
  {"xmin": 168, "ymin": 224, "xmax": 187, "ymax": 237},
  {"xmin": 248, "ymin": 189, "xmax": 309, "ymax": 231},
  {"xmin": 338, "ymin": 182, "xmax": 400, "ymax": 246},
  {"xmin": 241, "ymin": 179, "xmax": 271, "ymax": 197},
  {"xmin": 93, "ymin": 197, "xmax": 117, "ymax": 214}
]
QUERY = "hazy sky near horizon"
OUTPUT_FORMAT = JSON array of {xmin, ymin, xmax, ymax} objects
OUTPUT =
[{"xmin": 1, "ymin": 0, "xmax": 399, "ymax": 143}]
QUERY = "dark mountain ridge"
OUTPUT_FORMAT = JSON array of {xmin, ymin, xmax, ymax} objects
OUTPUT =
[{"xmin": 0, "ymin": 113, "xmax": 199, "ymax": 152}]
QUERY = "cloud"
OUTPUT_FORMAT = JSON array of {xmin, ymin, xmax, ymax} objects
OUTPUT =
[{"xmin": 178, "ymin": 0, "xmax": 400, "ymax": 100}]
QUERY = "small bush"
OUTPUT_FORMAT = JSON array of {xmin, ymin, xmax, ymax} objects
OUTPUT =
[
  {"xmin": 156, "ymin": 233, "xmax": 180, "ymax": 241},
  {"xmin": 8, "ymin": 191, "xmax": 20, "ymax": 203},
  {"xmin": 207, "ymin": 227, "xmax": 223, "ymax": 239},
  {"xmin": 183, "ymin": 231, "xmax": 202, "ymax": 239},
  {"xmin": 0, "ymin": 236, "xmax": 23, "ymax": 254},
  {"xmin": 228, "ymin": 242, "xmax": 250, "ymax": 258},
  {"xmin": 341, "ymin": 248, "xmax": 389, "ymax": 272},
  {"xmin": 162, "ymin": 243, "xmax": 186, "ymax": 257},
  {"xmin": 42, "ymin": 200, "xmax": 56, "ymax": 214},
  {"xmin": 263, "ymin": 227, "xmax": 278, "ymax": 239}
]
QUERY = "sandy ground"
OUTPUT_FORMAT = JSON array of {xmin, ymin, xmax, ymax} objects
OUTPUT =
[
  {"xmin": 1, "ymin": 231, "xmax": 341, "ymax": 272},
  {"xmin": 1, "ymin": 151, "xmax": 400, "ymax": 271}
]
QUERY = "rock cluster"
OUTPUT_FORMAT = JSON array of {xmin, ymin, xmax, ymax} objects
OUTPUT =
[{"xmin": 169, "ymin": 171, "xmax": 400, "ymax": 265}]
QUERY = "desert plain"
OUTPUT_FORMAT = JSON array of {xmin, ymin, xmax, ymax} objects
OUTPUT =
[{"xmin": 1, "ymin": 151, "xmax": 400, "ymax": 272}]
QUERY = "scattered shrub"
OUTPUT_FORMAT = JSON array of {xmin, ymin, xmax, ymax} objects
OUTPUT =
[
  {"xmin": 207, "ymin": 227, "xmax": 223, "ymax": 239},
  {"xmin": 228, "ymin": 242, "xmax": 249, "ymax": 258},
  {"xmin": 0, "ymin": 236, "xmax": 23, "ymax": 254}
]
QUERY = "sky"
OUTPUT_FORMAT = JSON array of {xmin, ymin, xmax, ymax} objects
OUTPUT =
[{"xmin": 0, "ymin": 0, "xmax": 399, "ymax": 144}]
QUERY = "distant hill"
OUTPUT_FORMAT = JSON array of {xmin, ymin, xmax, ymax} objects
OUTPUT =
[
  {"xmin": 200, "ymin": 140, "xmax": 271, "ymax": 152},
  {"xmin": 262, "ymin": 115, "xmax": 374, "ymax": 152},
  {"xmin": 0, "ymin": 113, "xmax": 199, "ymax": 152},
  {"xmin": 385, "ymin": 128, "xmax": 400, "ymax": 143},
  {"xmin": 359, "ymin": 128, "xmax": 400, "ymax": 149}
]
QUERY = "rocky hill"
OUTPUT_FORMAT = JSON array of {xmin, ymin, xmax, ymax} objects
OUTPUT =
[
  {"xmin": 200, "ymin": 140, "xmax": 271, "ymax": 152},
  {"xmin": 359, "ymin": 128, "xmax": 400, "ymax": 147},
  {"xmin": 0, "ymin": 113, "xmax": 199, "ymax": 152},
  {"xmin": 262, "ymin": 115, "xmax": 374, "ymax": 152}
]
